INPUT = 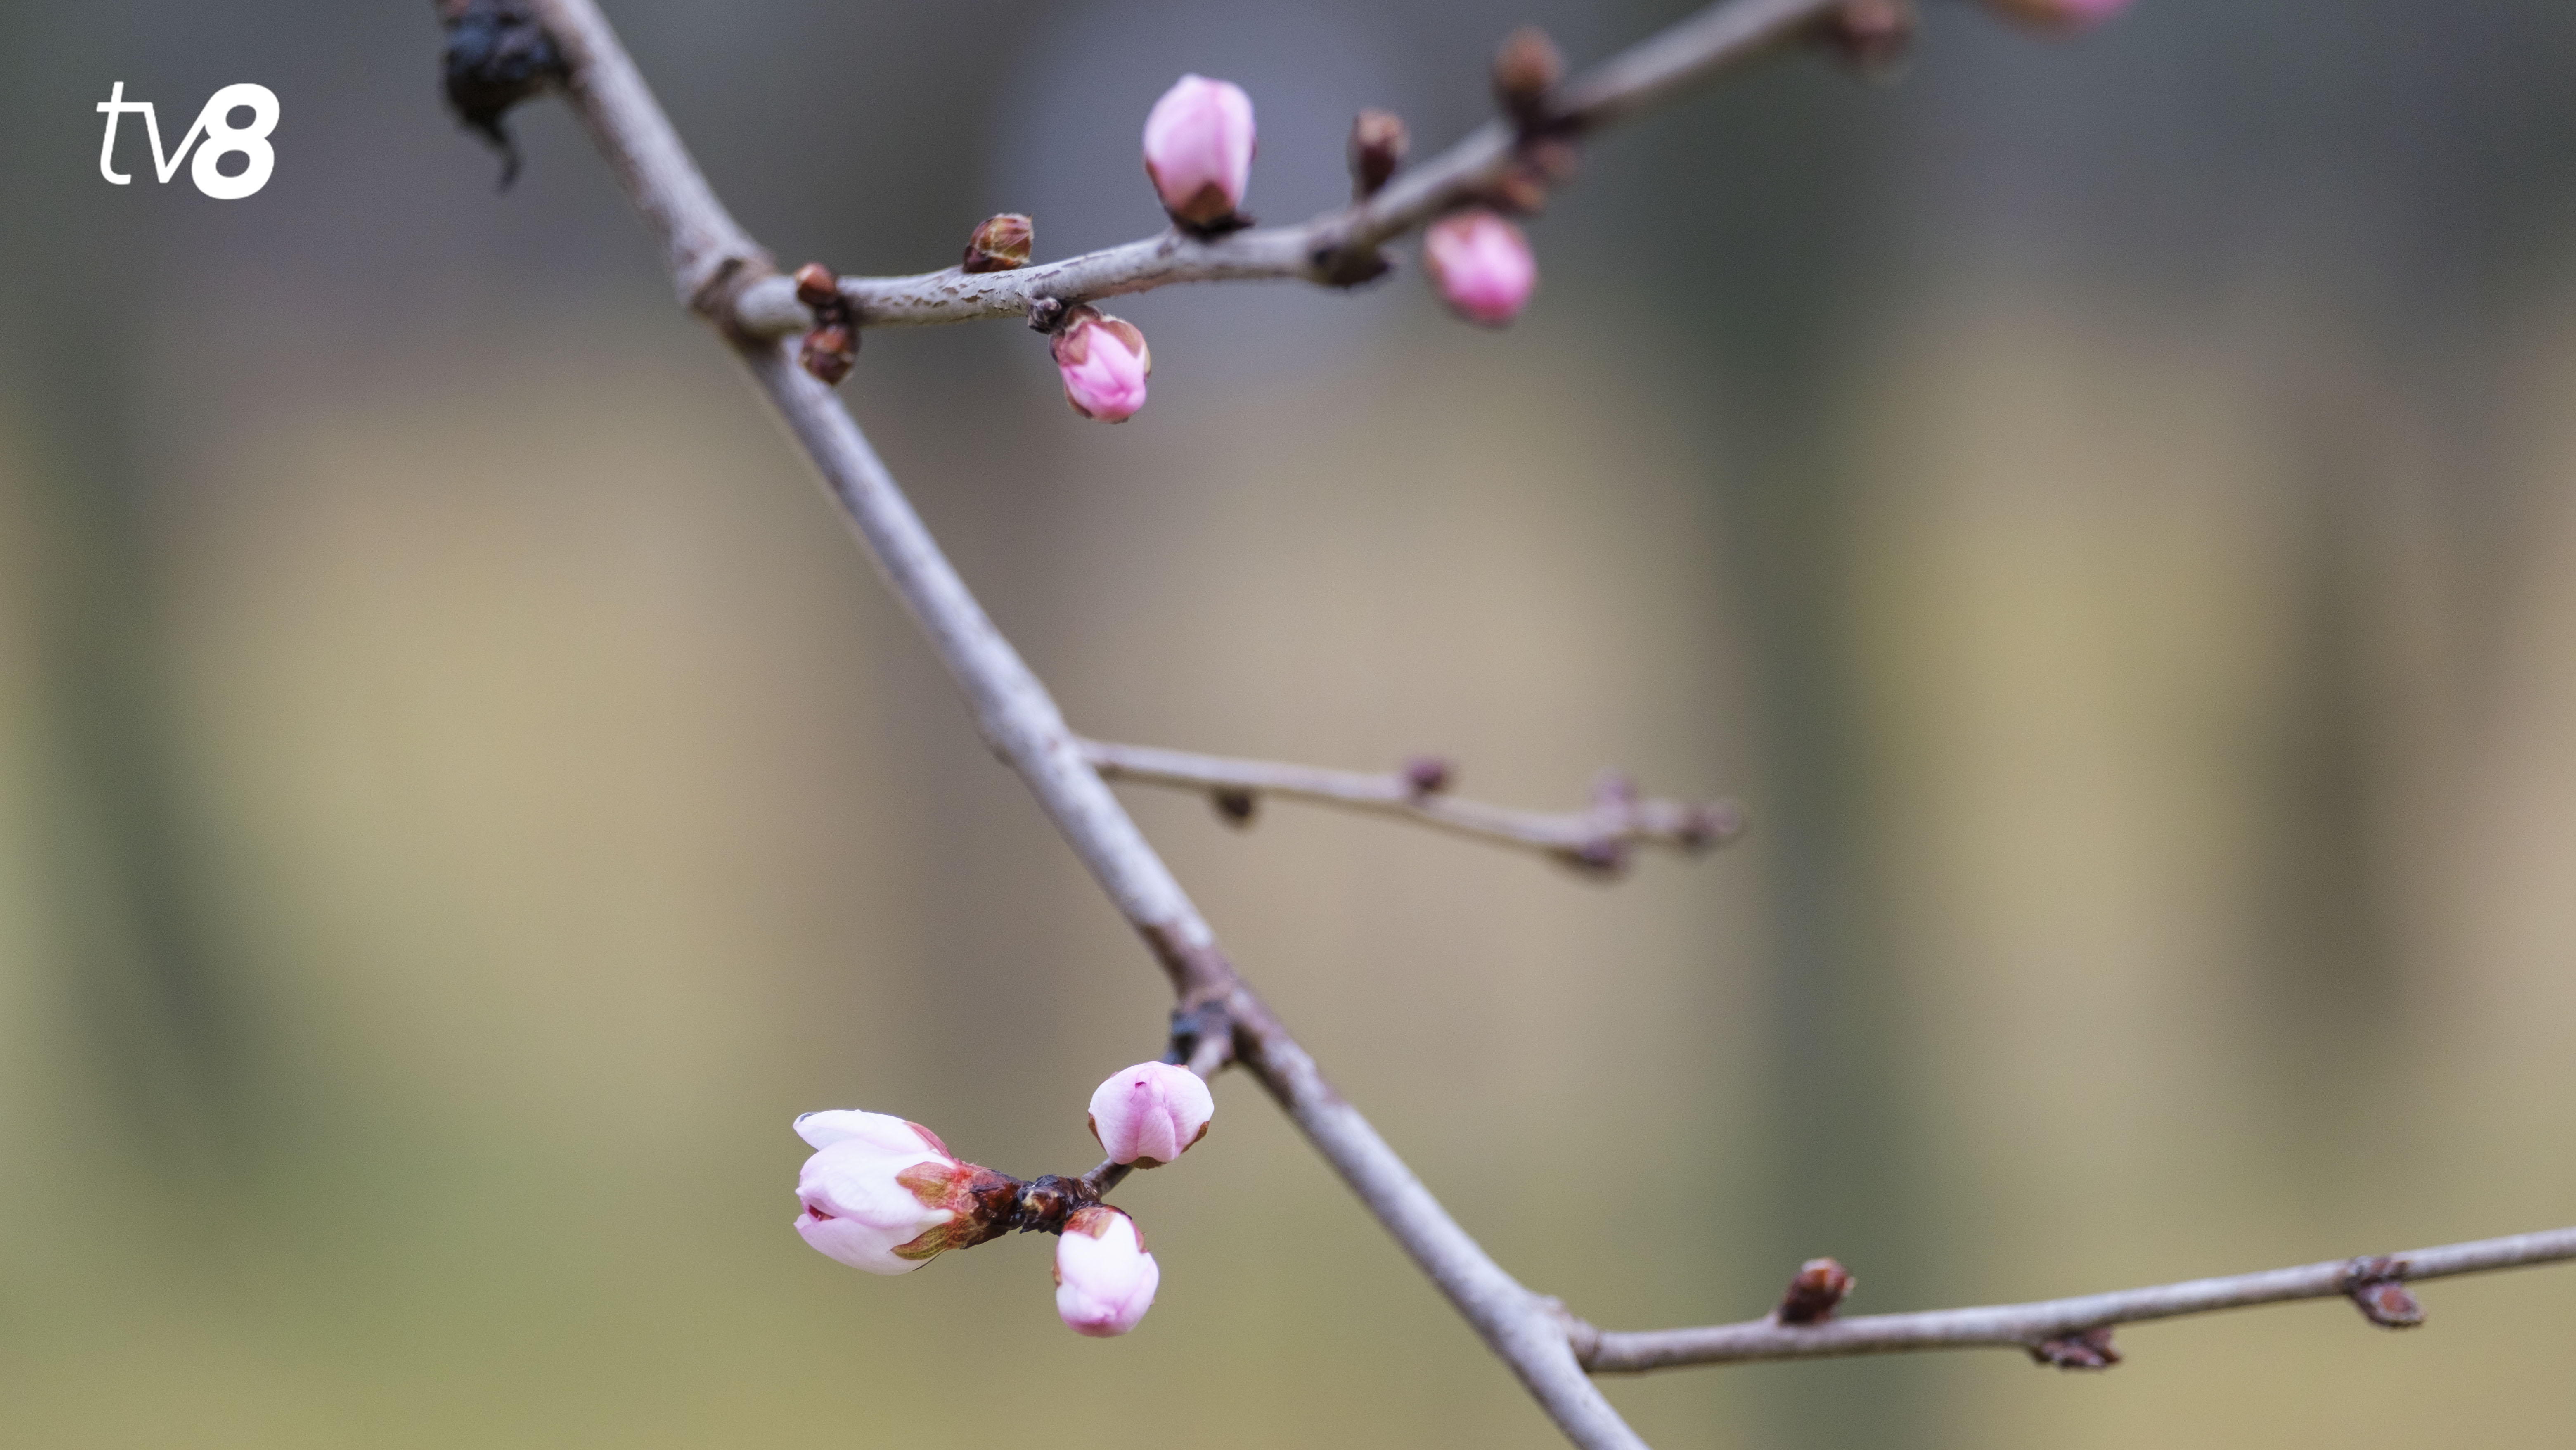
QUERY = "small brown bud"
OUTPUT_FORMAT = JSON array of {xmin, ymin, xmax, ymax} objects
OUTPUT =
[
  {"xmin": 799, "ymin": 324, "xmax": 856, "ymax": 386},
  {"xmin": 1776, "ymin": 1258, "xmax": 1856, "ymax": 1325},
  {"xmin": 1402, "ymin": 755, "xmax": 1454, "ymax": 797},
  {"xmin": 962, "ymin": 213, "xmax": 1034, "ymax": 274},
  {"xmin": 1562, "ymin": 838, "xmax": 1630, "ymax": 877},
  {"xmin": 1822, "ymin": 0, "xmax": 1917, "ymax": 77},
  {"xmin": 1521, "ymin": 136, "xmax": 1582, "ymax": 187},
  {"xmin": 2029, "ymin": 1327, "xmax": 2121, "ymax": 1370},
  {"xmin": 1488, "ymin": 164, "xmax": 1552, "ymax": 218},
  {"xmin": 1674, "ymin": 800, "xmax": 1745, "ymax": 851},
  {"xmin": 1027, "ymin": 296, "xmax": 1069, "ymax": 334},
  {"xmin": 1349, "ymin": 109, "xmax": 1411, "ymax": 199},
  {"xmin": 1492, "ymin": 26, "xmax": 1566, "ymax": 124},
  {"xmin": 1211, "ymin": 788, "xmax": 1259, "ymax": 827},
  {"xmin": 793, "ymin": 262, "xmax": 840, "ymax": 310},
  {"xmin": 2345, "ymin": 1256, "xmax": 2426, "ymax": 1329}
]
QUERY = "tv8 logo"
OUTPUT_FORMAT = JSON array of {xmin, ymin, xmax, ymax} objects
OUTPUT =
[{"xmin": 97, "ymin": 82, "xmax": 281, "ymax": 200}]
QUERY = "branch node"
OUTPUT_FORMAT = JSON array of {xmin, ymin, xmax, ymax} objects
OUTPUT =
[
  {"xmin": 1402, "ymin": 754, "xmax": 1455, "ymax": 798},
  {"xmin": 2029, "ymin": 1327, "xmax": 2122, "ymax": 1370},
  {"xmin": 2345, "ymin": 1256, "xmax": 2427, "ymax": 1329},
  {"xmin": 1027, "ymin": 296, "xmax": 1070, "ymax": 334},
  {"xmin": 1775, "ymin": 1257, "xmax": 1857, "ymax": 1325},
  {"xmin": 1210, "ymin": 787, "xmax": 1260, "ymax": 828}
]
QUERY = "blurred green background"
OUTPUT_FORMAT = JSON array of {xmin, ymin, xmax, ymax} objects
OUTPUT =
[{"xmin": 3, "ymin": 1, "xmax": 2573, "ymax": 1447}]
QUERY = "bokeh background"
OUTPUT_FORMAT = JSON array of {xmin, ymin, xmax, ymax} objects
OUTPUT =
[{"xmin": 3, "ymin": 1, "xmax": 2573, "ymax": 1447}]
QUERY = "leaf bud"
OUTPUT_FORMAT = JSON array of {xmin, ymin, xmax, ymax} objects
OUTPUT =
[
  {"xmin": 962, "ymin": 213, "xmax": 1033, "ymax": 274},
  {"xmin": 1492, "ymin": 26, "xmax": 1566, "ymax": 125},
  {"xmin": 1348, "ymin": 109, "xmax": 1410, "ymax": 200}
]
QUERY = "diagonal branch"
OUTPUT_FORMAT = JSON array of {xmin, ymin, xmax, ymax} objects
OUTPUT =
[
  {"xmin": 1572, "ymin": 1227, "xmax": 2576, "ymax": 1372},
  {"xmin": 728, "ymin": 0, "xmax": 1845, "ymax": 336},
  {"xmin": 521, "ymin": 2, "xmax": 1668, "ymax": 1445},
  {"xmin": 1080, "ymin": 737, "xmax": 1744, "ymax": 875}
]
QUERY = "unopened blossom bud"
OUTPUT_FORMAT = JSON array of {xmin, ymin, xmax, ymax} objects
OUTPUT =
[
  {"xmin": 962, "ymin": 213, "xmax": 1033, "ymax": 274},
  {"xmin": 1087, "ymin": 1060, "xmax": 1213, "ymax": 1168},
  {"xmin": 1979, "ymin": 0, "xmax": 2136, "ymax": 31},
  {"xmin": 1143, "ymin": 75, "xmax": 1256, "ymax": 231},
  {"xmin": 1348, "ymin": 109, "xmax": 1409, "ymax": 200},
  {"xmin": 1491, "ymin": 26, "xmax": 1565, "ymax": 124},
  {"xmin": 1054, "ymin": 1206, "xmax": 1159, "ymax": 1337},
  {"xmin": 1776, "ymin": 1257, "xmax": 1856, "ymax": 1324},
  {"xmin": 1422, "ymin": 210, "xmax": 1536, "ymax": 327},
  {"xmin": 791, "ymin": 1109, "xmax": 1013, "ymax": 1274},
  {"xmin": 1050, "ymin": 306, "xmax": 1151, "ymax": 423}
]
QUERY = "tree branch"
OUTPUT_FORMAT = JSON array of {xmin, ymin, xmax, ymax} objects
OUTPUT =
[
  {"xmin": 728, "ymin": 0, "xmax": 1844, "ymax": 336},
  {"xmin": 1080, "ymin": 737, "xmax": 1743, "ymax": 876},
  {"xmin": 522, "ymin": 3, "xmax": 1654, "ymax": 1445},
  {"xmin": 1573, "ymin": 1227, "xmax": 2576, "ymax": 1373}
]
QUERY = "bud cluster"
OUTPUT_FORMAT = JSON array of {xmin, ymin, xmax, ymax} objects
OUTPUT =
[
  {"xmin": 792, "ymin": 262, "xmax": 857, "ymax": 386},
  {"xmin": 791, "ymin": 1061, "xmax": 1216, "ymax": 1339}
]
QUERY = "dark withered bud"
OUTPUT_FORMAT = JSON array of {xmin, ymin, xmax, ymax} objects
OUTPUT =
[
  {"xmin": 1776, "ymin": 1258, "xmax": 1857, "ymax": 1325},
  {"xmin": 2029, "ymin": 1327, "xmax": 2121, "ymax": 1370},
  {"xmin": 793, "ymin": 262, "xmax": 841, "ymax": 310},
  {"xmin": 440, "ymin": 0, "xmax": 570, "ymax": 190},
  {"xmin": 1492, "ymin": 26, "xmax": 1566, "ymax": 125},
  {"xmin": 962, "ymin": 213, "xmax": 1034, "ymax": 274},
  {"xmin": 1402, "ymin": 755, "xmax": 1454, "ymax": 797},
  {"xmin": 1349, "ymin": 109, "xmax": 1411, "ymax": 200},
  {"xmin": 1211, "ymin": 788, "xmax": 1259, "ymax": 827},
  {"xmin": 800, "ymin": 324, "xmax": 856, "ymax": 386},
  {"xmin": 2345, "ymin": 1257, "xmax": 2427, "ymax": 1329},
  {"xmin": 1822, "ymin": 0, "xmax": 1917, "ymax": 77},
  {"xmin": 1027, "ymin": 296, "xmax": 1069, "ymax": 334}
]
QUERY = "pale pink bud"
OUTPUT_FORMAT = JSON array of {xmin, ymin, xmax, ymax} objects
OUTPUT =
[
  {"xmin": 1054, "ymin": 1206, "xmax": 1159, "ymax": 1337},
  {"xmin": 1980, "ymin": 0, "xmax": 2136, "ymax": 30},
  {"xmin": 1051, "ymin": 307, "xmax": 1151, "ymax": 423},
  {"xmin": 1422, "ymin": 210, "xmax": 1537, "ymax": 327},
  {"xmin": 1143, "ymin": 75, "xmax": 1256, "ymax": 229},
  {"xmin": 1087, "ymin": 1061, "xmax": 1213, "ymax": 1168},
  {"xmin": 791, "ymin": 1110, "xmax": 1010, "ymax": 1274}
]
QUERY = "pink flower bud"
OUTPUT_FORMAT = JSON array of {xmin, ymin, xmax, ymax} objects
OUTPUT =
[
  {"xmin": 1054, "ymin": 1206, "xmax": 1159, "ymax": 1337},
  {"xmin": 1087, "ymin": 1061, "xmax": 1213, "ymax": 1168},
  {"xmin": 791, "ymin": 1109, "xmax": 1010, "ymax": 1274},
  {"xmin": 1980, "ymin": 0, "xmax": 2136, "ymax": 30},
  {"xmin": 1143, "ymin": 75, "xmax": 1256, "ymax": 230},
  {"xmin": 1051, "ymin": 307, "xmax": 1151, "ymax": 423},
  {"xmin": 1422, "ymin": 210, "xmax": 1537, "ymax": 327}
]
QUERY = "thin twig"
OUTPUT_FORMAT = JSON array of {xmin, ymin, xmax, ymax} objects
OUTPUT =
[
  {"xmin": 1575, "ymin": 1227, "xmax": 2576, "ymax": 1372},
  {"xmin": 1081, "ymin": 737, "xmax": 1743, "ymax": 875},
  {"xmin": 729, "ymin": 0, "xmax": 1844, "ymax": 336},
  {"xmin": 523, "ymin": 3, "xmax": 1654, "ymax": 1445}
]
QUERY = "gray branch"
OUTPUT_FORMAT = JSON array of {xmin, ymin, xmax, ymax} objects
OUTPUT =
[
  {"xmin": 729, "ymin": 0, "xmax": 1844, "ymax": 336},
  {"xmin": 494, "ymin": 4, "xmax": 2576, "ymax": 1448},
  {"xmin": 526, "ymin": 2, "xmax": 1656, "ymax": 1445},
  {"xmin": 1576, "ymin": 1227, "xmax": 2576, "ymax": 1372},
  {"xmin": 1080, "ymin": 737, "xmax": 1744, "ymax": 874}
]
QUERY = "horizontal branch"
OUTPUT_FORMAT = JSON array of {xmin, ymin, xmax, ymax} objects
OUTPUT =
[
  {"xmin": 1080, "ymin": 738, "xmax": 1742, "ymax": 875},
  {"xmin": 730, "ymin": 0, "xmax": 1843, "ymax": 336},
  {"xmin": 1574, "ymin": 1226, "xmax": 2576, "ymax": 1373}
]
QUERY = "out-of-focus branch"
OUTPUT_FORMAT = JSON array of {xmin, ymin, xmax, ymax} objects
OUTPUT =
[
  {"xmin": 1572, "ymin": 1228, "xmax": 2576, "ymax": 1373},
  {"xmin": 729, "ymin": 0, "xmax": 1844, "ymax": 335},
  {"xmin": 1080, "ymin": 738, "xmax": 1743, "ymax": 876}
]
